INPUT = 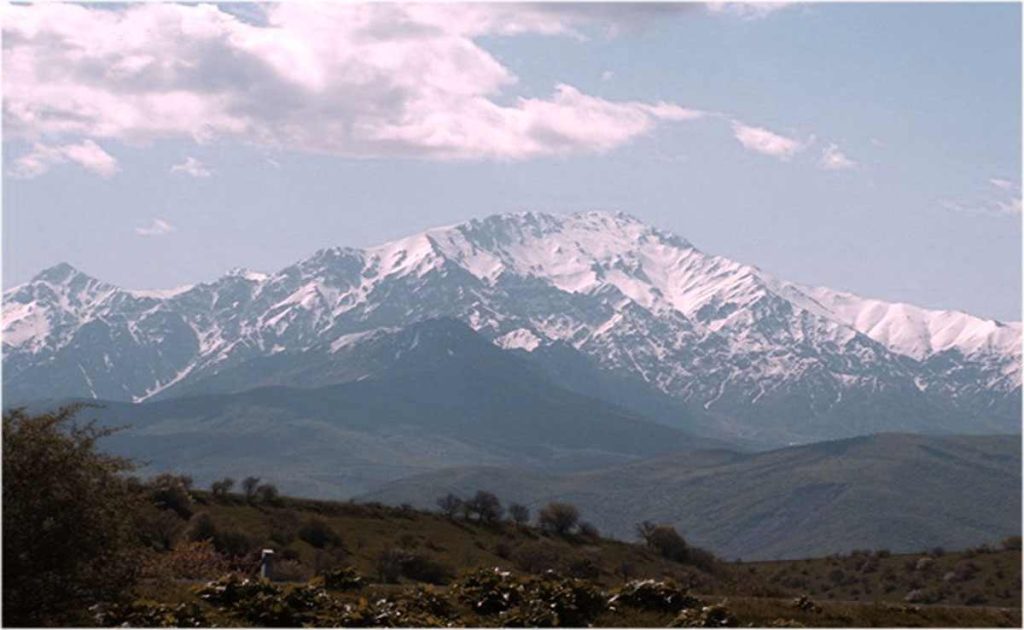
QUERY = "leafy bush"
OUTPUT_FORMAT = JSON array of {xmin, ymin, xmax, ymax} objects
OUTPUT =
[
  {"xmin": 636, "ymin": 521, "xmax": 717, "ymax": 570},
  {"xmin": 398, "ymin": 552, "xmax": 455, "ymax": 585},
  {"xmin": 538, "ymin": 502, "xmax": 580, "ymax": 536},
  {"xmin": 298, "ymin": 516, "xmax": 342, "ymax": 549},
  {"xmin": 187, "ymin": 512, "xmax": 218, "ymax": 542},
  {"xmin": 91, "ymin": 600, "xmax": 210, "ymax": 627},
  {"xmin": 453, "ymin": 568, "xmax": 526, "ymax": 615},
  {"xmin": 138, "ymin": 506, "xmax": 187, "ymax": 551},
  {"xmin": 255, "ymin": 483, "xmax": 280, "ymax": 505},
  {"xmin": 213, "ymin": 528, "xmax": 256, "ymax": 557},
  {"xmin": 3, "ymin": 406, "xmax": 145, "ymax": 626},
  {"xmin": 321, "ymin": 566, "xmax": 364, "ymax": 591},
  {"xmin": 670, "ymin": 603, "xmax": 738, "ymax": 627},
  {"xmin": 501, "ymin": 573, "xmax": 608, "ymax": 627},
  {"xmin": 147, "ymin": 540, "xmax": 229, "ymax": 580},
  {"xmin": 272, "ymin": 558, "xmax": 313, "ymax": 582},
  {"xmin": 268, "ymin": 509, "xmax": 301, "ymax": 546},
  {"xmin": 610, "ymin": 579, "xmax": 701, "ymax": 613},
  {"xmin": 512, "ymin": 541, "xmax": 563, "ymax": 574},
  {"xmin": 149, "ymin": 473, "xmax": 195, "ymax": 518}
]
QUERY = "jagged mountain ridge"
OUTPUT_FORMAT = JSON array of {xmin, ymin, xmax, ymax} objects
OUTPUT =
[{"xmin": 3, "ymin": 211, "xmax": 1020, "ymax": 443}]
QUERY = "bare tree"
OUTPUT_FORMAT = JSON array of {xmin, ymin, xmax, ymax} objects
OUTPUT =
[
  {"xmin": 508, "ymin": 503, "xmax": 530, "ymax": 526},
  {"xmin": 436, "ymin": 493, "xmax": 463, "ymax": 518},
  {"xmin": 241, "ymin": 476, "xmax": 261, "ymax": 501}
]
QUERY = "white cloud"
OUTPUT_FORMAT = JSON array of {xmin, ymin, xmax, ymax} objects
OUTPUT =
[
  {"xmin": 819, "ymin": 143, "xmax": 857, "ymax": 170},
  {"xmin": 2, "ymin": 3, "xmax": 705, "ymax": 164},
  {"xmin": 705, "ymin": 2, "xmax": 792, "ymax": 20},
  {"xmin": 171, "ymin": 156, "xmax": 212, "ymax": 178},
  {"xmin": 731, "ymin": 121, "xmax": 806, "ymax": 160},
  {"xmin": 942, "ymin": 179, "xmax": 1021, "ymax": 218},
  {"xmin": 9, "ymin": 140, "xmax": 119, "ymax": 178},
  {"xmin": 601, "ymin": 70, "xmax": 615, "ymax": 82},
  {"xmin": 134, "ymin": 218, "xmax": 176, "ymax": 237}
]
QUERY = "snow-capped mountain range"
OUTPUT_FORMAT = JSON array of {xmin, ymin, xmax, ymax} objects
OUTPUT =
[{"xmin": 3, "ymin": 211, "xmax": 1020, "ymax": 443}]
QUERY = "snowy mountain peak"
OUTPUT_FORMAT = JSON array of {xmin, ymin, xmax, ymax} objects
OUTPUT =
[
  {"xmin": 3, "ymin": 211, "xmax": 1020, "ymax": 442},
  {"xmin": 30, "ymin": 261, "xmax": 84, "ymax": 284}
]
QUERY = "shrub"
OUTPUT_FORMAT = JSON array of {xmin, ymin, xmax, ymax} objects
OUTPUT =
[
  {"xmin": 255, "ymin": 483, "xmax": 280, "ymax": 505},
  {"xmin": 637, "ymin": 522, "xmax": 688, "ymax": 561},
  {"xmin": 3, "ymin": 406, "xmax": 145, "ymax": 626},
  {"xmin": 187, "ymin": 512, "xmax": 218, "ymax": 542},
  {"xmin": 321, "ymin": 566, "xmax": 364, "ymax": 591},
  {"xmin": 138, "ymin": 506, "xmax": 187, "ymax": 551},
  {"xmin": 298, "ymin": 516, "xmax": 342, "ymax": 549},
  {"xmin": 504, "ymin": 574, "xmax": 608, "ymax": 627},
  {"xmin": 92, "ymin": 600, "xmax": 210, "ymax": 627},
  {"xmin": 271, "ymin": 558, "xmax": 312, "ymax": 582},
  {"xmin": 539, "ymin": 502, "xmax": 580, "ymax": 536},
  {"xmin": 149, "ymin": 473, "xmax": 195, "ymax": 518},
  {"xmin": 312, "ymin": 547, "xmax": 350, "ymax": 575},
  {"xmin": 566, "ymin": 556, "xmax": 601, "ymax": 580},
  {"xmin": 671, "ymin": 603, "xmax": 738, "ymax": 627},
  {"xmin": 436, "ymin": 493, "xmax": 463, "ymax": 518},
  {"xmin": 577, "ymin": 521, "xmax": 600, "ymax": 540},
  {"xmin": 213, "ymin": 529, "xmax": 256, "ymax": 557},
  {"xmin": 269, "ymin": 510, "xmax": 300, "ymax": 546},
  {"xmin": 375, "ymin": 549, "xmax": 404, "ymax": 583},
  {"xmin": 610, "ymin": 579, "xmax": 701, "ymax": 613},
  {"xmin": 509, "ymin": 503, "xmax": 531, "ymax": 526},
  {"xmin": 512, "ymin": 541, "xmax": 563, "ymax": 574},
  {"xmin": 399, "ymin": 552, "xmax": 455, "ymax": 585},
  {"xmin": 453, "ymin": 568, "xmax": 525, "ymax": 615},
  {"xmin": 1001, "ymin": 535, "xmax": 1022, "ymax": 551},
  {"xmin": 148, "ymin": 540, "xmax": 229, "ymax": 580}
]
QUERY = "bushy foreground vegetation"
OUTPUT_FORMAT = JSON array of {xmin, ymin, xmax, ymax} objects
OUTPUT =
[{"xmin": 4, "ymin": 406, "xmax": 1021, "ymax": 627}]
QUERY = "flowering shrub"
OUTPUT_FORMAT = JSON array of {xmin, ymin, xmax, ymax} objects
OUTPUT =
[{"xmin": 609, "ymin": 579, "xmax": 702, "ymax": 613}]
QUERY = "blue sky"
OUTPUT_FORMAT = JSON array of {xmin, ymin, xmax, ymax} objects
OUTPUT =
[{"xmin": 3, "ymin": 2, "xmax": 1021, "ymax": 321}]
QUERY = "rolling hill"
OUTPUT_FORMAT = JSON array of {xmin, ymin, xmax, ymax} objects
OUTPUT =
[{"xmin": 360, "ymin": 432, "xmax": 1022, "ymax": 560}]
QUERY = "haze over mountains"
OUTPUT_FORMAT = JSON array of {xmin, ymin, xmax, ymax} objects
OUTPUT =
[
  {"xmin": 78, "ymin": 318, "xmax": 721, "ymax": 497},
  {"xmin": 361, "ymin": 432, "xmax": 1022, "ymax": 560},
  {"xmin": 4, "ymin": 211, "xmax": 1020, "ymax": 445}
]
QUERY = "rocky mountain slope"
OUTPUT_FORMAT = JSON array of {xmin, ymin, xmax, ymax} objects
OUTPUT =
[{"xmin": 4, "ymin": 211, "xmax": 1020, "ymax": 443}]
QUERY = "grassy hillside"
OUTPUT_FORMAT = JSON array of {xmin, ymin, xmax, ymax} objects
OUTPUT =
[
  {"xmin": 361, "ymin": 433, "xmax": 1022, "ymax": 560},
  {"xmin": 120, "ymin": 490, "xmax": 1021, "ymax": 628}
]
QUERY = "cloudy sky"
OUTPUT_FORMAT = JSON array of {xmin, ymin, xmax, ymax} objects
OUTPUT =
[{"xmin": 2, "ymin": 2, "xmax": 1020, "ymax": 320}]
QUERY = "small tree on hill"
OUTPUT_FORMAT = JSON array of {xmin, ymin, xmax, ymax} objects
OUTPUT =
[
  {"xmin": 241, "ymin": 476, "xmax": 261, "ymax": 502},
  {"xmin": 509, "ymin": 502, "xmax": 531, "ymax": 526},
  {"xmin": 210, "ymin": 477, "xmax": 235, "ymax": 499},
  {"xmin": 636, "ymin": 521, "xmax": 701, "ymax": 565},
  {"xmin": 436, "ymin": 493, "xmax": 463, "ymax": 518},
  {"xmin": 255, "ymin": 483, "xmax": 280, "ymax": 505},
  {"xmin": 538, "ymin": 502, "xmax": 580, "ymax": 536},
  {"xmin": 466, "ymin": 490, "xmax": 504, "ymax": 523}
]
